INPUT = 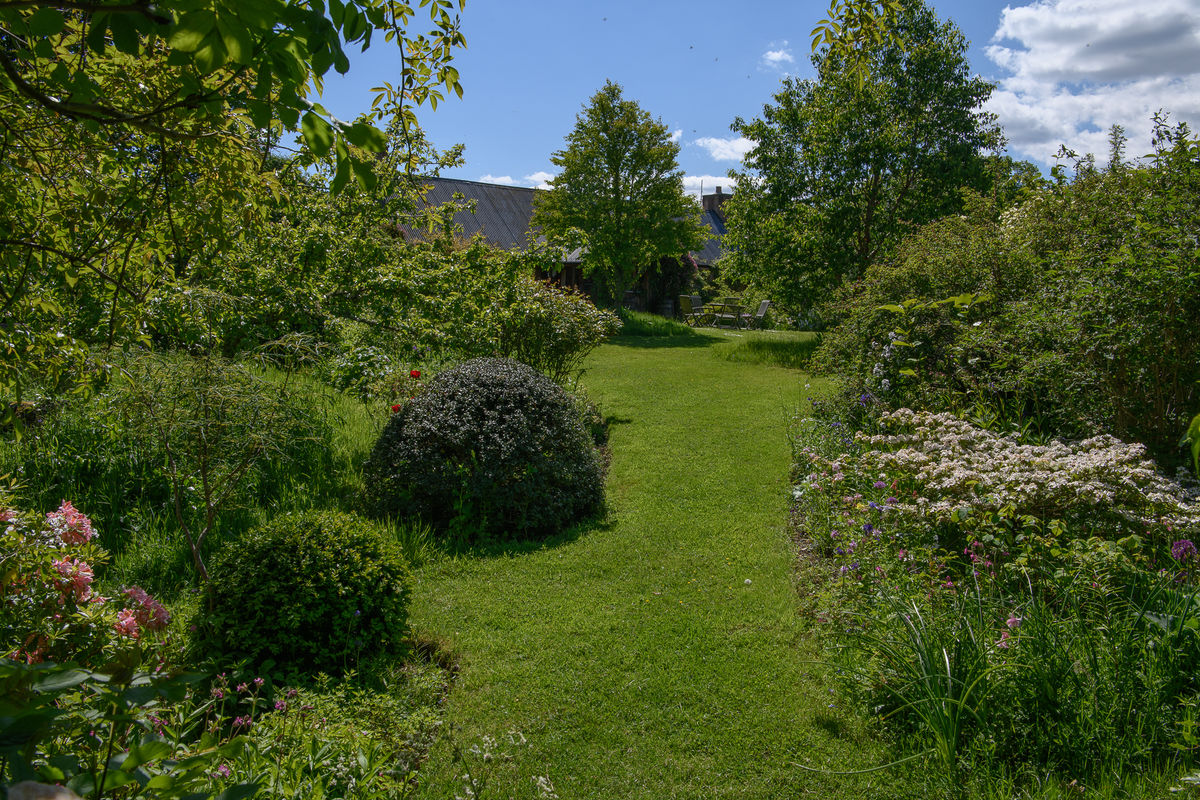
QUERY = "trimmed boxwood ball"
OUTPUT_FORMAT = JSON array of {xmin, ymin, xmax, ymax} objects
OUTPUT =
[
  {"xmin": 203, "ymin": 511, "xmax": 411, "ymax": 673},
  {"xmin": 364, "ymin": 357, "xmax": 604, "ymax": 540}
]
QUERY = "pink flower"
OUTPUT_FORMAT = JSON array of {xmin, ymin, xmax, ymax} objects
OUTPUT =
[
  {"xmin": 114, "ymin": 609, "xmax": 140, "ymax": 638},
  {"xmin": 123, "ymin": 586, "xmax": 170, "ymax": 632},
  {"xmin": 996, "ymin": 630, "xmax": 1012, "ymax": 649},
  {"xmin": 46, "ymin": 500, "xmax": 95, "ymax": 544},
  {"xmin": 52, "ymin": 557, "xmax": 94, "ymax": 602},
  {"xmin": 1006, "ymin": 614, "xmax": 1022, "ymax": 629}
]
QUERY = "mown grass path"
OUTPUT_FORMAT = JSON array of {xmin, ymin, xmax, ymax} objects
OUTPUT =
[{"xmin": 411, "ymin": 332, "xmax": 909, "ymax": 799}]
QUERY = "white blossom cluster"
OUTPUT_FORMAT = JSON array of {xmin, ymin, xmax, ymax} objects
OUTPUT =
[{"xmin": 858, "ymin": 408, "xmax": 1200, "ymax": 529}]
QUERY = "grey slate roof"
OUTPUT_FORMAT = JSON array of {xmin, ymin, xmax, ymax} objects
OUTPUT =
[
  {"xmin": 416, "ymin": 177, "xmax": 538, "ymax": 251},
  {"xmin": 413, "ymin": 176, "xmax": 726, "ymax": 266}
]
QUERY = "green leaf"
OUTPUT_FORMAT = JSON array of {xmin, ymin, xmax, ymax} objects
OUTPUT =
[
  {"xmin": 216, "ymin": 16, "xmax": 254, "ymax": 65},
  {"xmin": 109, "ymin": 13, "xmax": 140, "ymax": 56},
  {"xmin": 343, "ymin": 122, "xmax": 386, "ymax": 152},
  {"xmin": 351, "ymin": 157, "xmax": 377, "ymax": 191},
  {"xmin": 330, "ymin": 138, "xmax": 351, "ymax": 193},
  {"xmin": 29, "ymin": 6, "xmax": 65, "ymax": 36},
  {"xmin": 33, "ymin": 668, "xmax": 91, "ymax": 692},
  {"xmin": 86, "ymin": 13, "xmax": 110, "ymax": 54},
  {"xmin": 301, "ymin": 112, "xmax": 335, "ymax": 157},
  {"xmin": 168, "ymin": 11, "xmax": 217, "ymax": 53},
  {"xmin": 214, "ymin": 783, "xmax": 261, "ymax": 800},
  {"xmin": 877, "ymin": 303, "xmax": 905, "ymax": 314},
  {"xmin": 123, "ymin": 736, "xmax": 173, "ymax": 770}
]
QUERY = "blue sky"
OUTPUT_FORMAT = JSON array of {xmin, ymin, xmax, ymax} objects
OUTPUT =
[{"xmin": 319, "ymin": 0, "xmax": 1200, "ymax": 194}]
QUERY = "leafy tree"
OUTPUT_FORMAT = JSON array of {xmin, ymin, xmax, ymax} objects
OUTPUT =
[
  {"xmin": 0, "ymin": 0, "xmax": 465, "ymax": 404},
  {"xmin": 533, "ymin": 81, "xmax": 705, "ymax": 307},
  {"xmin": 810, "ymin": 0, "xmax": 904, "ymax": 87},
  {"xmin": 721, "ymin": 0, "xmax": 1000, "ymax": 311}
]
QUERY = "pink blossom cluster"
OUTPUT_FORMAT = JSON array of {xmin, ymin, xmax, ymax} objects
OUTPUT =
[
  {"xmin": 45, "ymin": 500, "xmax": 95, "ymax": 545},
  {"xmin": 52, "ymin": 556, "xmax": 94, "ymax": 602},
  {"xmin": 114, "ymin": 608, "xmax": 140, "ymax": 638},
  {"xmin": 123, "ymin": 586, "xmax": 171, "ymax": 632}
]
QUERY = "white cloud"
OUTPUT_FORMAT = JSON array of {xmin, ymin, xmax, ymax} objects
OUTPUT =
[
  {"xmin": 682, "ymin": 175, "xmax": 736, "ymax": 197},
  {"xmin": 694, "ymin": 136, "xmax": 754, "ymax": 162},
  {"xmin": 760, "ymin": 40, "xmax": 795, "ymax": 71},
  {"xmin": 670, "ymin": 128, "xmax": 683, "ymax": 144},
  {"xmin": 479, "ymin": 174, "xmax": 519, "ymax": 185},
  {"xmin": 985, "ymin": 0, "xmax": 1200, "ymax": 165},
  {"xmin": 524, "ymin": 170, "xmax": 555, "ymax": 189}
]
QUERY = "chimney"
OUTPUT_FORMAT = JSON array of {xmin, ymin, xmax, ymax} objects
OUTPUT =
[{"xmin": 701, "ymin": 185, "xmax": 729, "ymax": 213}]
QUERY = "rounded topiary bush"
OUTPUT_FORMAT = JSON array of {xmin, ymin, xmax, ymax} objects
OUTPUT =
[
  {"xmin": 202, "ymin": 511, "xmax": 411, "ymax": 673},
  {"xmin": 363, "ymin": 357, "xmax": 604, "ymax": 541}
]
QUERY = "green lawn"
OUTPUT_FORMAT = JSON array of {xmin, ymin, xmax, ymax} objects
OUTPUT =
[{"xmin": 410, "ymin": 329, "xmax": 920, "ymax": 799}]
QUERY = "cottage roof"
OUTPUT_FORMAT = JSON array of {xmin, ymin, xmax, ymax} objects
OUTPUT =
[
  {"xmin": 416, "ymin": 177, "xmax": 538, "ymax": 251},
  {"xmin": 412, "ymin": 176, "xmax": 727, "ymax": 266}
]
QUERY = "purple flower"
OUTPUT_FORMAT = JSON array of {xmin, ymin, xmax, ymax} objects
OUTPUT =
[
  {"xmin": 1006, "ymin": 614, "xmax": 1022, "ymax": 629},
  {"xmin": 253, "ymin": 677, "xmax": 264, "ymax": 687},
  {"xmin": 872, "ymin": 481, "xmax": 887, "ymax": 490},
  {"xmin": 1172, "ymin": 540, "xmax": 1197, "ymax": 561},
  {"xmin": 274, "ymin": 700, "xmax": 288, "ymax": 711},
  {"xmin": 862, "ymin": 523, "xmax": 875, "ymax": 534}
]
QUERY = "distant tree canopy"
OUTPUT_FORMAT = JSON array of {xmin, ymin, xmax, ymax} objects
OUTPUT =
[
  {"xmin": 721, "ymin": 0, "xmax": 1001, "ymax": 311},
  {"xmin": 533, "ymin": 81, "xmax": 706, "ymax": 308},
  {"xmin": 0, "ymin": 0, "xmax": 465, "ymax": 396}
]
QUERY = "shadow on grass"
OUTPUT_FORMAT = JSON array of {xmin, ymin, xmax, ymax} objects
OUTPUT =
[
  {"xmin": 609, "ymin": 334, "xmax": 717, "ymax": 350},
  {"xmin": 428, "ymin": 514, "xmax": 615, "ymax": 561},
  {"xmin": 813, "ymin": 712, "xmax": 852, "ymax": 740}
]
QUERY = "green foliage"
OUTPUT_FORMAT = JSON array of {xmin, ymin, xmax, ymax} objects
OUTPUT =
[
  {"xmin": 815, "ymin": 119, "xmax": 1200, "ymax": 461},
  {"xmin": 791, "ymin": 410, "xmax": 1200, "ymax": 789},
  {"xmin": 0, "ymin": 0, "xmax": 465, "ymax": 398},
  {"xmin": 810, "ymin": 0, "xmax": 905, "ymax": 88},
  {"xmin": 363, "ymin": 358, "xmax": 604, "ymax": 541},
  {"xmin": 108, "ymin": 352, "xmax": 334, "ymax": 581},
  {"xmin": 493, "ymin": 278, "xmax": 622, "ymax": 384},
  {"xmin": 722, "ymin": 0, "xmax": 1000, "ymax": 310},
  {"xmin": 1185, "ymin": 412, "xmax": 1200, "ymax": 479},
  {"xmin": 202, "ymin": 511, "xmax": 412, "ymax": 674},
  {"xmin": 533, "ymin": 81, "xmax": 707, "ymax": 307},
  {"xmin": 0, "ymin": 661, "xmax": 259, "ymax": 800}
]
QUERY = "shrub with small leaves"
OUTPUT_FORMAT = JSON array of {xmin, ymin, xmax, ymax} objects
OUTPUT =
[
  {"xmin": 202, "ymin": 511, "xmax": 411, "ymax": 674},
  {"xmin": 363, "ymin": 358, "xmax": 604, "ymax": 541}
]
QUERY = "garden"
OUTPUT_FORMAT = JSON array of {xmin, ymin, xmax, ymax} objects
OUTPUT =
[{"xmin": 3, "ymin": 0, "xmax": 1200, "ymax": 798}]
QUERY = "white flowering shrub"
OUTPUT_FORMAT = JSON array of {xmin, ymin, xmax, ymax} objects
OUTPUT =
[
  {"xmin": 862, "ymin": 409, "xmax": 1200, "ymax": 533},
  {"xmin": 790, "ymin": 409, "xmax": 1200, "ymax": 784}
]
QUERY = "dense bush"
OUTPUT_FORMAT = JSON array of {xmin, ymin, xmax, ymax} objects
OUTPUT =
[
  {"xmin": 363, "ymin": 358, "xmax": 604, "ymax": 541},
  {"xmin": 815, "ymin": 120, "xmax": 1200, "ymax": 463},
  {"xmin": 202, "ymin": 511, "xmax": 412, "ymax": 673}
]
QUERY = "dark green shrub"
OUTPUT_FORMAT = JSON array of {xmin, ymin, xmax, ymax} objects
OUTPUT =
[
  {"xmin": 363, "ymin": 358, "xmax": 604, "ymax": 540},
  {"xmin": 202, "ymin": 511, "xmax": 412, "ymax": 673}
]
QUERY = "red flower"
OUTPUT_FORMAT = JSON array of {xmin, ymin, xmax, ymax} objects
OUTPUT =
[
  {"xmin": 410, "ymin": 369, "xmax": 421, "ymax": 379},
  {"xmin": 390, "ymin": 404, "xmax": 401, "ymax": 413}
]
